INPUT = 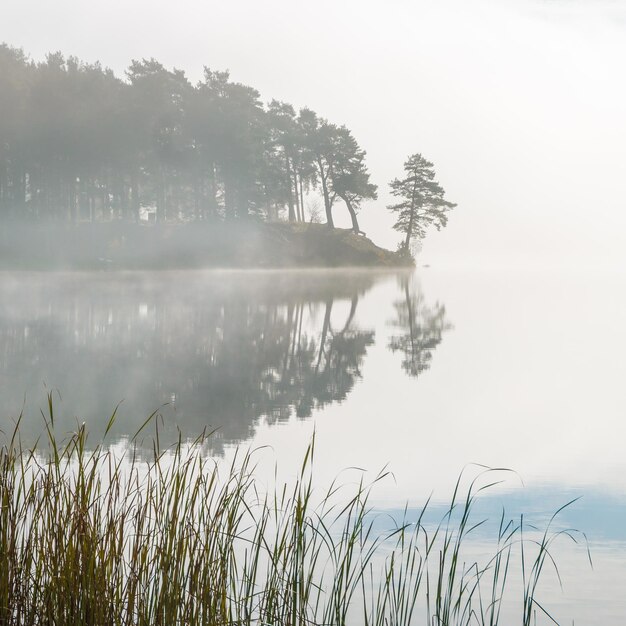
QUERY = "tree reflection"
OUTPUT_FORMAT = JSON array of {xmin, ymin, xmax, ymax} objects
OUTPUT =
[
  {"xmin": 388, "ymin": 276, "xmax": 451, "ymax": 377},
  {"xmin": 0, "ymin": 272, "xmax": 377, "ymax": 449}
]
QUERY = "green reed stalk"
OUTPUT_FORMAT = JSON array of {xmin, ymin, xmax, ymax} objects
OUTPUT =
[{"xmin": 0, "ymin": 401, "xmax": 588, "ymax": 626}]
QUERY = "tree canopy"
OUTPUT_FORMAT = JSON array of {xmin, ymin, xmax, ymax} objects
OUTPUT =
[{"xmin": 0, "ymin": 44, "xmax": 376, "ymax": 233}]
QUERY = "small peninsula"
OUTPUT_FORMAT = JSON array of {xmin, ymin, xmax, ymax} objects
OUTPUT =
[
  {"xmin": 0, "ymin": 221, "xmax": 410, "ymax": 270},
  {"xmin": 0, "ymin": 45, "xmax": 454, "ymax": 270}
]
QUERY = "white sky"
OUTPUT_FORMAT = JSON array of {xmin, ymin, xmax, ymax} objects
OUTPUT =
[{"xmin": 3, "ymin": 0, "xmax": 626, "ymax": 269}]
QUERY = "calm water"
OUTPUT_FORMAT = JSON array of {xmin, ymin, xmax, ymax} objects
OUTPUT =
[{"xmin": 1, "ymin": 268, "xmax": 625, "ymax": 623}]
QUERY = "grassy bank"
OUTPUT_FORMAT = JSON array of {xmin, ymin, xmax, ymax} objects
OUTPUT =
[
  {"xmin": 0, "ymin": 221, "xmax": 411, "ymax": 270},
  {"xmin": 0, "ymin": 409, "xmax": 583, "ymax": 626}
]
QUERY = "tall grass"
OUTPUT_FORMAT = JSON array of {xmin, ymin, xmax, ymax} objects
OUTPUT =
[{"xmin": 0, "ymin": 404, "xmax": 586, "ymax": 626}]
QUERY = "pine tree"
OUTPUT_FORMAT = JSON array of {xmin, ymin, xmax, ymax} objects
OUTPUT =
[{"xmin": 387, "ymin": 154, "xmax": 456, "ymax": 254}]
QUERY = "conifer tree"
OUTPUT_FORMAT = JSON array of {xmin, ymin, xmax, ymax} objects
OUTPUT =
[{"xmin": 387, "ymin": 154, "xmax": 456, "ymax": 253}]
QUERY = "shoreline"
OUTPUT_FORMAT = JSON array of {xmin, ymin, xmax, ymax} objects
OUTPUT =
[{"xmin": 0, "ymin": 221, "xmax": 413, "ymax": 271}]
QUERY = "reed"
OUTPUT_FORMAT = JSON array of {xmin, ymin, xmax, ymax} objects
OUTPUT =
[{"xmin": 0, "ymin": 403, "xmax": 586, "ymax": 626}]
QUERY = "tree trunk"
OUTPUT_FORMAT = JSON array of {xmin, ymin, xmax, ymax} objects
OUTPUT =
[
  {"xmin": 404, "ymin": 223, "xmax": 412, "ymax": 250},
  {"xmin": 285, "ymin": 155, "xmax": 296, "ymax": 221},
  {"xmin": 18, "ymin": 169, "xmax": 27, "ymax": 218},
  {"xmin": 405, "ymin": 176, "xmax": 419, "ymax": 250},
  {"xmin": 193, "ymin": 171, "xmax": 201, "ymax": 220},
  {"xmin": 0, "ymin": 161, "xmax": 7, "ymax": 217},
  {"xmin": 207, "ymin": 163, "xmax": 218, "ymax": 219},
  {"xmin": 317, "ymin": 158, "xmax": 334, "ymax": 228},
  {"xmin": 155, "ymin": 168, "xmax": 163, "ymax": 223},
  {"xmin": 224, "ymin": 175, "xmax": 235, "ymax": 220},
  {"xmin": 339, "ymin": 193, "xmax": 361, "ymax": 234},
  {"xmin": 292, "ymin": 164, "xmax": 303, "ymax": 222},
  {"xmin": 237, "ymin": 186, "xmax": 248, "ymax": 219},
  {"xmin": 68, "ymin": 176, "xmax": 78, "ymax": 223},
  {"xmin": 299, "ymin": 173, "xmax": 306, "ymax": 222},
  {"xmin": 130, "ymin": 172, "xmax": 140, "ymax": 222}
]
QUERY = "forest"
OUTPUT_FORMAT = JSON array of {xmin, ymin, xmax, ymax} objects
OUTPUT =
[{"xmin": 0, "ymin": 44, "xmax": 377, "ymax": 234}]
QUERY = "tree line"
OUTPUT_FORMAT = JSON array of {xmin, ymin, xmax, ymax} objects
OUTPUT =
[{"xmin": 0, "ymin": 44, "xmax": 455, "ymax": 250}]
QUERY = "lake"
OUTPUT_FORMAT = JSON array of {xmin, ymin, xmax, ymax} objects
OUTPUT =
[{"xmin": 1, "ymin": 267, "xmax": 625, "ymax": 623}]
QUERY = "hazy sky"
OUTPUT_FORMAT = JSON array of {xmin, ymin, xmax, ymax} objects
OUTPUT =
[{"xmin": 3, "ymin": 0, "xmax": 626, "ymax": 269}]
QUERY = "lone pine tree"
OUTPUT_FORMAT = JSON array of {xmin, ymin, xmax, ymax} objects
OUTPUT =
[{"xmin": 387, "ymin": 154, "xmax": 456, "ymax": 253}]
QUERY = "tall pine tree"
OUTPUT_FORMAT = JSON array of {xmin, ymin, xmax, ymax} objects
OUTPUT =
[{"xmin": 387, "ymin": 154, "xmax": 456, "ymax": 253}]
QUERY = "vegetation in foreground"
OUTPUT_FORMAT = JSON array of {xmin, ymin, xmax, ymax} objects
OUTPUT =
[{"xmin": 0, "ymin": 409, "xmax": 584, "ymax": 626}]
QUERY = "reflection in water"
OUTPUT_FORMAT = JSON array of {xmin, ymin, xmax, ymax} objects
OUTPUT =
[
  {"xmin": 0, "ymin": 270, "xmax": 451, "ymax": 450},
  {"xmin": 388, "ymin": 276, "xmax": 452, "ymax": 377},
  {"xmin": 288, "ymin": 295, "xmax": 375, "ymax": 419},
  {"xmin": 0, "ymin": 271, "xmax": 382, "ymax": 449}
]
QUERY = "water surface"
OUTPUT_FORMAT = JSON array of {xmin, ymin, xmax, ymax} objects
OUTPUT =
[{"xmin": 1, "ymin": 267, "xmax": 625, "ymax": 623}]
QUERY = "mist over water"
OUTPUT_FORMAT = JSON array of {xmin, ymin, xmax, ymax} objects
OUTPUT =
[{"xmin": 2, "ymin": 0, "xmax": 626, "ymax": 623}]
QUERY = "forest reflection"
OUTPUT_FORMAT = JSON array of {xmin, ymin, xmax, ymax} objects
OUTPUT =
[
  {"xmin": 0, "ymin": 272, "xmax": 378, "ymax": 449},
  {"xmin": 0, "ymin": 270, "xmax": 451, "ymax": 450},
  {"xmin": 388, "ymin": 276, "xmax": 451, "ymax": 378}
]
